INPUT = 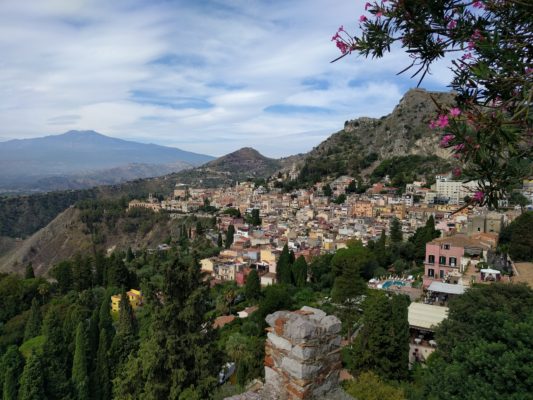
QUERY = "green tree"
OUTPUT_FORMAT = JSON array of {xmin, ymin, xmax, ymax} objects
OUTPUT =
[
  {"xmin": 333, "ymin": 193, "xmax": 347, "ymax": 204},
  {"xmin": 111, "ymin": 292, "xmax": 138, "ymax": 369},
  {"xmin": 72, "ymin": 322, "xmax": 90, "ymax": 400},
  {"xmin": 418, "ymin": 283, "xmax": 533, "ymax": 399},
  {"xmin": 276, "ymin": 244, "xmax": 292, "ymax": 285},
  {"xmin": 292, "ymin": 256, "xmax": 308, "ymax": 287},
  {"xmin": 126, "ymin": 247, "xmax": 135, "ymax": 263},
  {"xmin": 217, "ymin": 232, "xmax": 223, "ymax": 248},
  {"xmin": 42, "ymin": 305, "xmax": 72, "ymax": 399},
  {"xmin": 50, "ymin": 260, "xmax": 73, "ymax": 294},
  {"xmin": 347, "ymin": 292, "xmax": 410, "ymax": 381},
  {"xmin": 1, "ymin": 346, "xmax": 24, "ymax": 400},
  {"xmin": 390, "ymin": 218, "xmax": 403, "ymax": 243},
  {"xmin": 250, "ymin": 209, "xmax": 262, "ymax": 226},
  {"xmin": 344, "ymin": 371, "xmax": 405, "ymax": 400},
  {"xmin": 225, "ymin": 225, "xmax": 235, "ymax": 249},
  {"xmin": 98, "ymin": 294, "xmax": 114, "ymax": 344},
  {"xmin": 23, "ymin": 298, "xmax": 42, "ymax": 342},
  {"xmin": 346, "ymin": 180, "xmax": 357, "ymax": 194},
  {"xmin": 18, "ymin": 351, "xmax": 46, "ymax": 400},
  {"xmin": 409, "ymin": 215, "xmax": 440, "ymax": 261},
  {"xmin": 113, "ymin": 256, "xmax": 218, "ymax": 399},
  {"xmin": 245, "ymin": 269, "xmax": 261, "ymax": 301},
  {"xmin": 498, "ymin": 211, "xmax": 533, "ymax": 261},
  {"xmin": 95, "ymin": 329, "xmax": 111, "ymax": 400},
  {"xmin": 25, "ymin": 263, "xmax": 35, "ymax": 279},
  {"xmin": 323, "ymin": 184, "xmax": 333, "ymax": 197},
  {"xmin": 509, "ymin": 192, "xmax": 529, "ymax": 213},
  {"xmin": 331, "ymin": 243, "xmax": 372, "ymax": 303}
]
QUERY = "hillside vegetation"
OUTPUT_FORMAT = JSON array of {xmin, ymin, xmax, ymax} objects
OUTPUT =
[{"xmin": 293, "ymin": 89, "xmax": 455, "ymax": 186}]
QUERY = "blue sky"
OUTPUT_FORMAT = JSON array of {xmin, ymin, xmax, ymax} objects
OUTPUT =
[{"xmin": 0, "ymin": 0, "xmax": 452, "ymax": 157}]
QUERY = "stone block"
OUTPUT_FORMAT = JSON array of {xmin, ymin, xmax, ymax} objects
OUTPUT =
[
  {"xmin": 290, "ymin": 344, "xmax": 318, "ymax": 361},
  {"xmin": 320, "ymin": 315, "xmax": 342, "ymax": 334},
  {"xmin": 266, "ymin": 311, "xmax": 289, "ymax": 328},
  {"xmin": 267, "ymin": 332, "xmax": 292, "ymax": 353},
  {"xmin": 281, "ymin": 357, "xmax": 321, "ymax": 380},
  {"xmin": 285, "ymin": 318, "xmax": 317, "ymax": 340},
  {"xmin": 275, "ymin": 317, "xmax": 288, "ymax": 335}
]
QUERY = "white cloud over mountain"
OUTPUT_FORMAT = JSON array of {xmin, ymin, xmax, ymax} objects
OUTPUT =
[{"xmin": 0, "ymin": 0, "xmax": 452, "ymax": 157}]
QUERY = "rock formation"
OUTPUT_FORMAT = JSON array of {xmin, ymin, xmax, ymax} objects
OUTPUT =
[{"xmin": 226, "ymin": 306, "xmax": 351, "ymax": 400}]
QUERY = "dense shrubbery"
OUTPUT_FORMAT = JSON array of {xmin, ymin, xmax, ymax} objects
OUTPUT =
[{"xmin": 498, "ymin": 211, "xmax": 533, "ymax": 262}]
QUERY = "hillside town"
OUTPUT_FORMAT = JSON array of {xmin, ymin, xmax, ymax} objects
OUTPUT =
[{"xmin": 128, "ymin": 174, "xmax": 532, "ymax": 291}]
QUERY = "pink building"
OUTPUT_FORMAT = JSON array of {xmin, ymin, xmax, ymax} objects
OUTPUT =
[{"xmin": 423, "ymin": 234, "xmax": 488, "ymax": 287}]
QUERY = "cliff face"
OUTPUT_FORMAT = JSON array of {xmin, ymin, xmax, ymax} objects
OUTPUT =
[
  {"xmin": 342, "ymin": 88, "xmax": 454, "ymax": 160},
  {"xmin": 289, "ymin": 89, "xmax": 455, "ymax": 184}
]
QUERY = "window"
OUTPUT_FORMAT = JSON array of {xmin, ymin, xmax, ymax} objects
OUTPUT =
[
  {"xmin": 443, "ymin": 244, "xmax": 450, "ymax": 250},
  {"xmin": 440, "ymin": 270, "xmax": 445, "ymax": 278},
  {"xmin": 428, "ymin": 255, "xmax": 435, "ymax": 264},
  {"xmin": 450, "ymin": 257, "xmax": 457, "ymax": 267},
  {"xmin": 439, "ymin": 256, "xmax": 446, "ymax": 265},
  {"xmin": 428, "ymin": 268, "xmax": 435, "ymax": 277}
]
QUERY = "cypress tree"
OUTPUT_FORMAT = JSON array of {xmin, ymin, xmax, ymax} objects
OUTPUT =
[
  {"xmin": 225, "ymin": 225, "xmax": 235, "ymax": 249},
  {"xmin": 126, "ymin": 247, "xmax": 135, "ymax": 263},
  {"xmin": 72, "ymin": 322, "xmax": 90, "ymax": 400},
  {"xmin": 390, "ymin": 217, "xmax": 403, "ymax": 243},
  {"xmin": 25, "ymin": 262, "xmax": 35, "ymax": 279},
  {"xmin": 113, "ymin": 256, "xmax": 219, "ymax": 399},
  {"xmin": 111, "ymin": 292, "xmax": 138, "ymax": 368},
  {"xmin": 98, "ymin": 294, "xmax": 114, "ymax": 343},
  {"xmin": 42, "ymin": 305, "xmax": 71, "ymax": 399},
  {"xmin": 245, "ymin": 269, "xmax": 261, "ymax": 301},
  {"xmin": 217, "ymin": 232, "xmax": 223, "ymax": 248},
  {"xmin": 19, "ymin": 351, "xmax": 46, "ymax": 400},
  {"xmin": 1, "ymin": 346, "xmax": 24, "ymax": 400},
  {"xmin": 23, "ymin": 298, "xmax": 42, "ymax": 341},
  {"xmin": 276, "ymin": 244, "xmax": 292, "ymax": 285},
  {"xmin": 292, "ymin": 256, "xmax": 308, "ymax": 287},
  {"xmin": 95, "ymin": 329, "xmax": 111, "ymax": 400}
]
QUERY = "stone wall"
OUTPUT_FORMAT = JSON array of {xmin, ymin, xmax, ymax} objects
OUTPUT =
[{"xmin": 263, "ymin": 306, "xmax": 342, "ymax": 400}]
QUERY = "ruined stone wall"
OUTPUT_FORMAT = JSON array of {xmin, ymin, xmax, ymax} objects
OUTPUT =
[{"xmin": 263, "ymin": 306, "xmax": 342, "ymax": 400}]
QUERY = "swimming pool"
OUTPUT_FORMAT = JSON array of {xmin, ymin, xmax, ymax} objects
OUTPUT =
[{"xmin": 381, "ymin": 280, "xmax": 407, "ymax": 289}]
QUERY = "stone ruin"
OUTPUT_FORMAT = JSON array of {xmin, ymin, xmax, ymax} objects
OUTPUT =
[{"xmin": 225, "ymin": 306, "xmax": 350, "ymax": 400}]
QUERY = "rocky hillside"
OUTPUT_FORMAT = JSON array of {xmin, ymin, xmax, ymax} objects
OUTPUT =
[
  {"xmin": 292, "ymin": 88, "xmax": 455, "ymax": 185},
  {"xmin": 203, "ymin": 147, "xmax": 281, "ymax": 179},
  {"xmin": 0, "ymin": 205, "xmax": 208, "ymax": 275}
]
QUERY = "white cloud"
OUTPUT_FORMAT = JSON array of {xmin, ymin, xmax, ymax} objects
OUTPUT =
[{"xmin": 0, "ymin": 0, "xmax": 451, "ymax": 157}]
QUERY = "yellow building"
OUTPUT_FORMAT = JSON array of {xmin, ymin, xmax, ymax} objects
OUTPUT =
[{"xmin": 111, "ymin": 289, "xmax": 143, "ymax": 312}]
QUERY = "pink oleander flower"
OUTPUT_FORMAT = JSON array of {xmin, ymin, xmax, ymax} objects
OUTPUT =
[
  {"xmin": 429, "ymin": 120, "xmax": 437, "ymax": 129},
  {"xmin": 449, "ymin": 107, "xmax": 461, "ymax": 117},
  {"xmin": 440, "ymin": 134, "xmax": 455, "ymax": 147},
  {"xmin": 467, "ymin": 41, "xmax": 475, "ymax": 50},
  {"xmin": 437, "ymin": 114, "xmax": 449, "ymax": 128},
  {"xmin": 359, "ymin": 15, "xmax": 368, "ymax": 22},
  {"xmin": 454, "ymin": 143, "xmax": 465, "ymax": 152},
  {"xmin": 338, "ymin": 25, "xmax": 344, "ymax": 32},
  {"xmin": 452, "ymin": 167, "xmax": 462, "ymax": 177},
  {"xmin": 376, "ymin": 11, "xmax": 383, "ymax": 18},
  {"xmin": 462, "ymin": 52, "xmax": 473, "ymax": 60},
  {"xmin": 473, "ymin": 1, "xmax": 484, "ymax": 9},
  {"xmin": 471, "ymin": 29, "xmax": 483, "ymax": 40},
  {"xmin": 336, "ymin": 40, "xmax": 349, "ymax": 54},
  {"xmin": 365, "ymin": 2, "xmax": 372, "ymax": 10},
  {"xmin": 447, "ymin": 20, "xmax": 457, "ymax": 29},
  {"xmin": 473, "ymin": 191, "xmax": 484, "ymax": 202},
  {"xmin": 331, "ymin": 33, "xmax": 340, "ymax": 42}
]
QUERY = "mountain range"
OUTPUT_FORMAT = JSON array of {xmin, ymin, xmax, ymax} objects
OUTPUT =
[{"xmin": 0, "ymin": 130, "xmax": 214, "ymax": 193}]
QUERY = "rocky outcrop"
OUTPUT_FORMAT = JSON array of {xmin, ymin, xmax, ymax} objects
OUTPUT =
[{"xmin": 226, "ymin": 306, "xmax": 352, "ymax": 400}]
